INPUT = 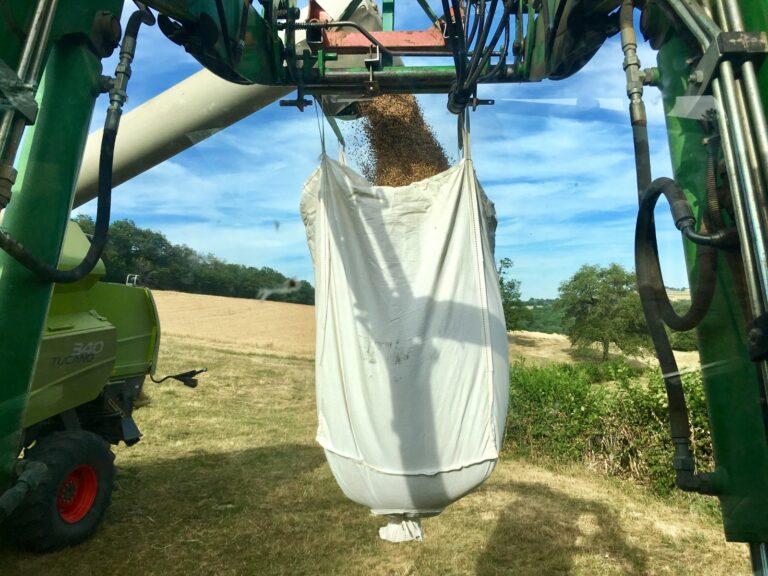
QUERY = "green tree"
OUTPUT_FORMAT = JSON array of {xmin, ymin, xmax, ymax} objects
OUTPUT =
[
  {"xmin": 557, "ymin": 263, "xmax": 650, "ymax": 361},
  {"xmin": 497, "ymin": 258, "xmax": 532, "ymax": 331},
  {"xmin": 69, "ymin": 215, "xmax": 315, "ymax": 304}
]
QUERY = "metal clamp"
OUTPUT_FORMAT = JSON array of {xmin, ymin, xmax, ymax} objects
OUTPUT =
[
  {"xmin": 686, "ymin": 31, "xmax": 768, "ymax": 96},
  {"xmin": 363, "ymin": 44, "xmax": 381, "ymax": 96},
  {"xmin": 0, "ymin": 59, "xmax": 38, "ymax": 124}
]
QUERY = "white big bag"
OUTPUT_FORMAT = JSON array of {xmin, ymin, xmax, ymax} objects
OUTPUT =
[{"xmin": 300, "ymin": 116, "xmax": 509, "ymax": 542}]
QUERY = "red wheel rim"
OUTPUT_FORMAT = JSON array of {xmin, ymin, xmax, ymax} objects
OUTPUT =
[{"xmin": 57, "ymin": 464, "xmax": 98, "ymax": 524}]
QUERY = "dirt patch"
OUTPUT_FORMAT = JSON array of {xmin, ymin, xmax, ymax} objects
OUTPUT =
[
  {"xmin": 509, "ymin": 329, "xmax": 701, "ymax": 372},
  {"xmin": 509, "ymin": 330, "xmax": 575, "ymax": 364}
]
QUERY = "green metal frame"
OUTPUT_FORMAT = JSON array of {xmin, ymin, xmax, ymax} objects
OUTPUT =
[
  {"xmin": 0, "ymin": 0, "xmax": 123, "ymax": 491},
  {"xmin": 657, "ymin": 34, "xmax": 768, "ymax": 541}
]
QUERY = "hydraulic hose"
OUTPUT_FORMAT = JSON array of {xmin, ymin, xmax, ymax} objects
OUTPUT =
[
  {"xmin": 0, "ymin": 8, "xmax": 154, "ymax": 284},
  {"xmin": 620, "ymin": 0, "xmax": 651, "ymax": 194},
  {"xmin": 637, "ymin": 177, "xmax": 719, "ymax": 331},
  {"xmin": 636, "ymin": 177, "xmax": 721, "ymax": 494},
  {"xmin": 0, "ymin": 460, "xmax": 46, "ymax": 523},
  {"xmin": 621, "ymin": 2, "xmax": 721, "ymax": 494}
]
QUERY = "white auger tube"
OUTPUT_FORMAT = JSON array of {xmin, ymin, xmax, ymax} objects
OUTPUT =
[{"xmin": 73, "ymin": 0, "xmax": 383, "ymax": 208}]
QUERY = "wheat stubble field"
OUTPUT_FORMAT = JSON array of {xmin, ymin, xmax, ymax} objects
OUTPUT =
[{"xmin": 0, "ymin": 291, "xmax": 749, "ymax": 575}]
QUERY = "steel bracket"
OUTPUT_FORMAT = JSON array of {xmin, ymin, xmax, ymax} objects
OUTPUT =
[
  {"xmin": 0, "ymin": 59, "xmax": 38, "ymax": 124},
  {"xmin": 686, "ymin": 32, "xmax": 768, "ymax": 97}
]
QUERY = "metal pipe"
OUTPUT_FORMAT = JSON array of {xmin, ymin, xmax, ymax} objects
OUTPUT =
[
  {"xmin": 742, "ymin": 64, "xmax": 768, "ymax": 198},
  {"xmin": 713, "ymin": 0, "xmax": 729, "ymax": 32},
  {"xmin": 718, "ymin": 0, "xmax": 768, "ymax": 218},
  {"xmin": 0, "ymin": 0, "xmax": 50, "ymax": 157},
  {"xmin": 713, "ymin": 79, "xmax": 765, "ymax": 331},
  {"xmin": 719, "ymin": 61, "xmax": 768, "ymax": 309},
  {"xmin": 665, "ymin": 0, "xmax": 712, "ymax": 49},
  {"xmin": 722, "ymin": 0, "xmax": 745, "ymax": 30},
  {"xmin": 0, "ymin": 0, "xmax": 59, "ymax": 211},
  {"xmin": 680, "ymin": 0, "xmax": 721, "ymax": 40},
  {"xmin": 712, "ymin": 76, "xmax": 768, "ymax": 421},
  {"xmin": 73, "ymin": 71, "xmax": 291, "ymax": 207},
  {"xmin": 284, "ymin": 20, "xmax": 394, "ymax": 57},
  {"xmin": 734, "ymin": 77, "xmax": 768, "ymax": 248}
]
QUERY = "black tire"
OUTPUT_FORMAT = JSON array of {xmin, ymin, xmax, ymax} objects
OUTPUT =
[{"xmin": 7, "ymin": 430, "xmax": 115, "ymax": 552}]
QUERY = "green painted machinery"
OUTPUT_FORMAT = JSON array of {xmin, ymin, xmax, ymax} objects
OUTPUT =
[
  {"xmin": 0, "ymin": 220, "xmax": 162, "ymax": 551},
  {"xmin": 2, "ymin": 0, "xmax": 768, "ymax": 571},
  {"xmin": 26, "ymin": 221, "xmax": 160, "ymax": 443}
]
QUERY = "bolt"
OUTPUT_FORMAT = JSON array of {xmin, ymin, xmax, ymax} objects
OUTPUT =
[{"xmin": 688, "ymin": 70, "xmax": 705, "ymax": 85}]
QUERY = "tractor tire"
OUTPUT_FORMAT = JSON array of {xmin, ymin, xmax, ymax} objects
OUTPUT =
[{"xmin": 7, "ymin": 430, "xmax": 115, "ymax": 552}]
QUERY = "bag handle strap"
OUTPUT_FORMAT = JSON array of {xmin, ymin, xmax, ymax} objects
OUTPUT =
[
  {"xmin": 314, "ymin": 98, "xmax": 327, "ymax": 156},
  {"xmin": 457, "ymin": 110, "xmax": 472, "ymax": 161},
  {"xmin": 315, "ymin": 98, "xmax": 347, "ymax": 164}
]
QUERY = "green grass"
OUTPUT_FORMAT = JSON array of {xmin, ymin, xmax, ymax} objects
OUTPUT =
[{"xmin": 0, "ymin": 336, "xmax": 750, "ymax": 575}]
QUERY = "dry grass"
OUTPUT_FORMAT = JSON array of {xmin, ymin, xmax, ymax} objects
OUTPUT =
[
  {"xmin": 509, "ymin": 330, "xmax": 701, "ymax": 373},
  {"xmin": 153, "ymin": 291, "xmax": 315, "ymax": 358},
  {"xmin": 0, "ymin": 294, "xmax": 747, "ymax": 575}
]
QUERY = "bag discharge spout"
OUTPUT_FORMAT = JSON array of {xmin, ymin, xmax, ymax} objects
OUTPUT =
[{"xmin": 300, "ymin": 118, "xmax": 509, "ymax": 542}]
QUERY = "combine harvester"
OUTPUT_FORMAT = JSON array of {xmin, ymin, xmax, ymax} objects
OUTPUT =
[{"xmin": 1, "ymin": 0, "xmax": 768, "ymax": 570}]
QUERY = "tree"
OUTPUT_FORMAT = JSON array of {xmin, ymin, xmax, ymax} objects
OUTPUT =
[
  {"xmin": 69, "ymin": 216, "xmax": 315, "ymax": 304},
  {"xmin": 497, "ymin": 258, "xmax": 532, "ymax": 331},
  {"xmin": 557, "ymin": 263, "xmax": 650, "ymax": 361}
]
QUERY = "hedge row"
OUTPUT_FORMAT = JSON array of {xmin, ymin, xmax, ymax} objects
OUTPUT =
[{"xmin": 505, "ymin": 360, "xmax": 713, "ymax": 495}]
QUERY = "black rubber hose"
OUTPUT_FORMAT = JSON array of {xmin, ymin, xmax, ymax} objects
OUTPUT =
[
  {"xmin": 465, "ymin": 0, "xmax": 482, "ymax": 49},
  {"xmin": 478, "ymin": 20, "xmax": 509, "ymax": 82},
  {"xmin": 442, "ymin": 0, "xmax": 464, "ymax": 79},
  {"xmin": 638, "ymin": 177, "xmax": 719, "ymax": 332},
  {"xmin": 0, "ymin": 9, "xmax": 153, "ymax": 284},
  {"xmin": 636, "ymin": 177, "xmax": 720, "ymax": 494},
  {"xmin": 464, "ymin": 0, "xmax": 497, "ymax": 89},
  {"xmin": 467, "ymin": 0, "xmax": 513, "ymax": 86}
]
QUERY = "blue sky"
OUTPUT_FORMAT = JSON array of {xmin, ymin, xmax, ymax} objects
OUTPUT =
[{"xmin": 76, "ymin": 3, "xmax": 689, "ymax": 299}]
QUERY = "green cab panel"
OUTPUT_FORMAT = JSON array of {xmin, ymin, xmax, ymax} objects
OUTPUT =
[
  {"xmin": 25, "ymin": 311, "xmax": 117, "ymax": 427},
  {"xmin": 22, "ymin": 223, "xmax": 161, "ymax": 428},
  {"xmin": 87, "ymin": 282, "xmax": 160, "ymax": 380}
]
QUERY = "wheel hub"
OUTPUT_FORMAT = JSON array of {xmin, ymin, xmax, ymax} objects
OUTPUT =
[{"xmin": 57, "ymin": 464, "xmax": 98, "ymax": 524}]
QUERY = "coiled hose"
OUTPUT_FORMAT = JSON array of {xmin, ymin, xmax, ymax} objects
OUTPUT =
[{"xmin": 635, "ymin": 176, "xmax": 725, "ymax": 493}]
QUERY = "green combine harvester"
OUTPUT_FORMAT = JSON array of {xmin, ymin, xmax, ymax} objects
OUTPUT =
[{"xmin": 2, "ymin": 0, "xmax": 768, "ymax": 572}]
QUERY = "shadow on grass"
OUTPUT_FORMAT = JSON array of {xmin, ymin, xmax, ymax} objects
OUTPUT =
[
  {"xmin": 476, "ymin": 480, "xmax": 648, "ymax": 576},
  {"xmin": 0, "ymin": 443, "xmax": 353, "ymax": 575}
]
